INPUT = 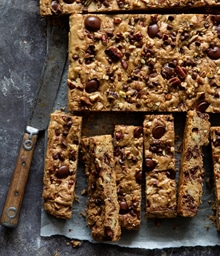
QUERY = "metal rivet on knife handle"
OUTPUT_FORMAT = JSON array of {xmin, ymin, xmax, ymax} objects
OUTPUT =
[{"xmin": 0, "ymin": 131, "xmax": 38, "ymax": 228}]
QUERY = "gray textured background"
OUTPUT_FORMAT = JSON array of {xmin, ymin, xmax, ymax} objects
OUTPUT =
[{"xmin": 1, "ymin": 0, "xmax": 220, "ymax": 255}]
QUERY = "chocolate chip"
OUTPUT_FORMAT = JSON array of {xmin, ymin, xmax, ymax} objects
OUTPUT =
[
  {"xmin": 55, "ymin": 165, "xmax": 69, "ymax": 179},
  {"xmin": 133, "ymin": 127, "xmax": 143, "ymax": 138},
  {"xmin": 115, "ymin": 131, "xmax": 124, "ymax": 140},
  {"xmin": 51, "ymin": 1, "xmax": 62, "ymax": 14},
  {"xmin": 207, "ymin": 46, "xmax": 220, "ymax": 60},
  {"xmin": 166, "ymin": 169, "xmax": 176, "ymax": 179},
  {"xmin": 95, "ymin": 198, "xmax": 103, "ymax": 205},
  {"xmin": 192, "ymin": 127, "xmax": 198, "ymax": 133},
  {"xmin": 152, "ymin": 125, "xmax": 166, "ymax": 139},
  {"xmin": 104, "ymin": 228, "xmax": 114, "ymax": 241},
  {"xmin": 215, "ymin": 25, "xmax": 220, "ymax": 36},
  {"xmin": 69, "ymin": 150, "xmax": 76, "ymax": 161},
  {"xmin": 161, "ymin": 63, "xmax": 175, "ymax": 79},
  {"xmin": 196, "ymin": 101, "xmax": 209, "ymax": 112},
  {"xmin": 135, "ymin": 171, "xmax": 142, "ymax": 184},
  {"xmin": 211, "ymin": 15, "xmax": 220, "ymax": 25},
  {"xmin": 55, "ymin": 128, "xmax": 61, "ymax": 136},
  {"xmin": 119, "ymin": 201, "xmax": 129, "ymax": 214},
  {"xmin": 84, "ymin": 16, "xmax": 101, "ymax": 32},
  {"xmin": 145, "ymin": 158, "xmax": 157, "ymax": 171},
  {"xmin": 52, "ymin": 152, "xmax": 59, "ymax": 160},
  {"xmin": 214, "ymin": 138, "xmax": 220, "ymax": 147},
  {"xmin": 85, "ymin": 79, "xmax": 99, "ymax": 93},
  {"xmin": 121, "ymin": 59, "xmax": 128, "ymax": 70},
  {"xmin": 148, "ymin": 24, "xmax": 159, "ymax": 38}
]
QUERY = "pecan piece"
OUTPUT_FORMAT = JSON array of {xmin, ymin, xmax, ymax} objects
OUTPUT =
[{"xmin": 168, "ymin": 77, "xmax": 181, "ymax": 87}]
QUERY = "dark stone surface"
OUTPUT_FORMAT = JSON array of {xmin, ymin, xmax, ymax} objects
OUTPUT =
[{"xmin": 1, "ymin": 0, "xmax": 220, "ymax": 255}]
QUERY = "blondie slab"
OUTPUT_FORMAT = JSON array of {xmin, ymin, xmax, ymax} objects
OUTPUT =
[
  {"xmin": 177, "ymin": 110, "xmax": 210, "ymax": 217},
  {"xmin": 81, "ymin": 135, "xmax": 121, "ymax": 241},
  {"xmin": 113, "ymin": 125, "xmax": 143, "ymax": 230},
  {"xmin": 143, "ymin": 114, "xmax": 177, "ymax": 218},
  {"xmin": 68, "ymin": 13, "xmax": 220, "ymax": 112},
  {"xmin": 42, "ymin": 110, "xmax": 82, "ymax": 219},
  {"xmin": 210, "ymin": 127, "xmax": 220, "ymax": 230},
  {"xmin": 40, "ymin": 0, "xmax": 220, "ymax": 16}
]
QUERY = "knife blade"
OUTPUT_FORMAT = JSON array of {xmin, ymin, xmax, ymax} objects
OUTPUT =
[{"xmin": 0, "ymin": 17, "xmax": 68, "ymax": 228}]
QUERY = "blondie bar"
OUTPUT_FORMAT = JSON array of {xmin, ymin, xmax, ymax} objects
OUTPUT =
[
  {"xmin": 143, "ymin": 114, "xmax": 177, "ymax": 218},
  {"xmin": 81, "ymin": 135, "xmax": 121, "ymax": 241},
  {"xmin": 68, "ymin": 14, "xmax": 220, "ymax": 112},
  {"xmin": 42, "ymin": 110, "xmax": 82, "ymax": 219},
  {"xmin": 113, "ymin": 125, "xmax": 143, "ymax": 229},
  {"xmin": 177, "ymin": 110, "xmax": 210, "ymax": 217}
]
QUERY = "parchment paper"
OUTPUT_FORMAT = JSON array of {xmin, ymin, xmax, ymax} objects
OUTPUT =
[{"xmin": 40, "ymin": 56, "xmax": 220, "ymax": 250}]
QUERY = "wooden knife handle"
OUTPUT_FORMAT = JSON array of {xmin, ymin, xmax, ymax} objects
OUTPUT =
[{"xmin": 1, "ymin": 131, "xmax": 38, "ymax": 228}]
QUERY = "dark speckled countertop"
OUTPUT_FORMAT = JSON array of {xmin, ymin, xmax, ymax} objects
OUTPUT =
[{"xmin": 1, "ymin": 1, "xmax": 220, "ymax": 255}]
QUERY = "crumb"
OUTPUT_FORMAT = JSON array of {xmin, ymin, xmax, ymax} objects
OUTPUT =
[
  {"xmin": 208, "ymin": 214, "xmax": 216, "ymax": 225},
  {"xmin": 81, "ymin": 189, "xmax": 87, "ymax": 196},
  {"xmin": 208, "ymin": 200, "xmax": 212, "ymax": 205},
  {"xmin": 205, "ymin": 225, "xmax": 210, "ymax": 230},
  {"xmin": 80, "ymin": 211, "xmax": 87, "ymax": 219},
  {"xmin": 175, "ymin": 142, "xmax": 182, "ymax": 153},
  {"xmin": 74, "ymin": 195, "xmax": 79, "ymax": 203},
  {"xmin": 54, "ymin": 252, "xmax": 60, "ymax": 256},
  {"xmin": 70, "ymin": 240, "xmax": 82, "ymax": 248}
]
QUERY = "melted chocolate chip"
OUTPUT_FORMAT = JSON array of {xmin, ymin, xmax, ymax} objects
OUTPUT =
[
  {"xmin": 51, "ymin": 1, "xmax": 62, "ymax": 14},
  {"xmin": 85, "ymin": 79, "xmax": 99, "ymax": 93},
  {"xmin": 84, "ymin": 16, "xmax": 101, "ymax": 32},
  {"xmin": 148, "ymin": 24, "xmax": 159, "ymax": 38},
  {"xmin": 212, "ymin": 15, "xmax": 220, "ymax": 25},
  {"xmin": 152, "ymin": 125, "xmax": 166, "ymax": 139},
  {"xmin": 133, "ymin": 127, "xmax": 143, "ymax": 138},
  {"xmin": 115, "ymin": 131, "xmax": 123, "ymax": 140},
  {"xmin": 104, "ymin": 228, "xmax": 114, "ymax": 241},
  {"xmin": 215, "ymin": 25, "xmax": 220, "ymax": 36},
  {"xmin": 161, "ymin": 63, "xmax": 175, "ymax": 79},
  {"xmin": 196, "ymin": 101, "xmax": 209, "ymax": 112},
  {"xmin": 135, "ymin": 171, "xmax": 142, "ymax": 184},
  {"xmin": 145, "ymin": 158, "xmax": 157, "ymax": 171},
  {"xmin": 55, "ymin": 165, "xmax": 69, "ymax": 179},
  {"xmin": 119, "ymin": 201, "xmax": 129, "ymax": 214},
  {"xmin": 166, "ymin": 169, "xmax": 176, "ymax": 180},
  {"xmin": 207, "ymin": 46, "xmax": 220, "ymax": 60},
  {"xmin": 55, "ymin": 128, "xmax": 61, "ymax": 136}
]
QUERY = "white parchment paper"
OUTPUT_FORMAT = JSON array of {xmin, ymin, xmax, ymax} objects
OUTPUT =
[{"xmin": 40, "ymin": 56, "xmax": 220, "ymax": 250}]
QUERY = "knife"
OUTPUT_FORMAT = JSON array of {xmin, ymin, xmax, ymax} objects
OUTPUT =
[{"xmin": 0, "ymin": 17, "xmax": 68, "ymax": 228}]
